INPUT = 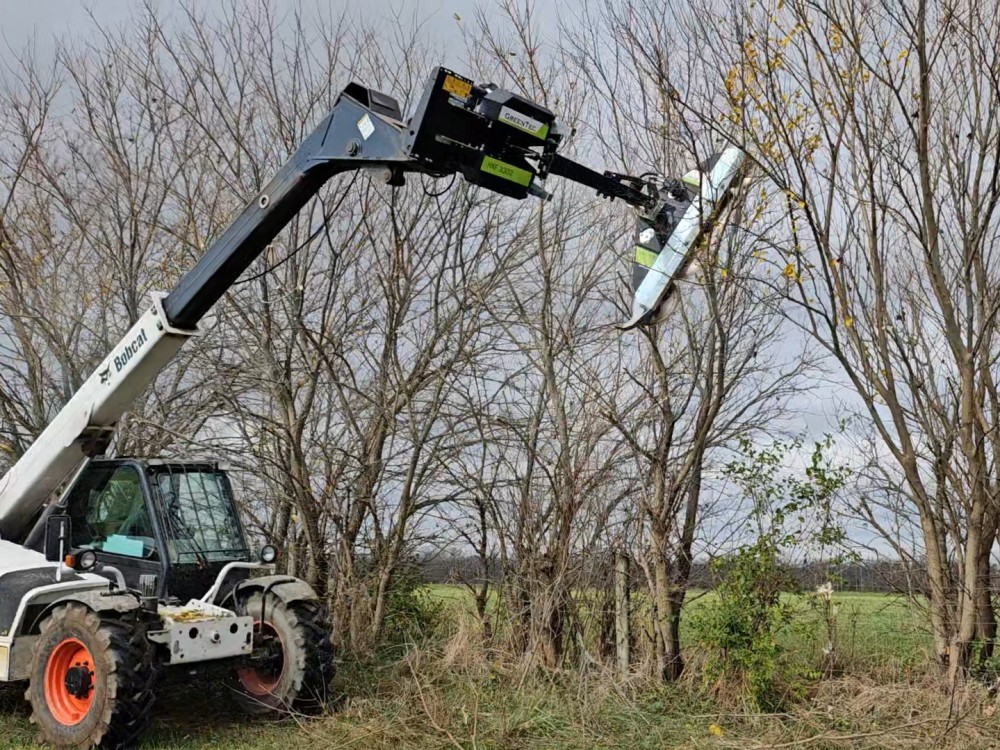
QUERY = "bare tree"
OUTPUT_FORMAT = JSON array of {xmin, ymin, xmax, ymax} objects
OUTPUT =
[
  {"xmin": 552, "ymin": 0, "xmax": 810, "ymax": 679},
  {"xmin": 634, "ymin": 0, "xmax": 1000, "ymax": 677}
]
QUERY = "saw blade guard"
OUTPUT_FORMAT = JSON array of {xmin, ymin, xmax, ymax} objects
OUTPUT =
[{"xmin": 621, "ymin": 148, "xmax": 747, "ymax": 330}]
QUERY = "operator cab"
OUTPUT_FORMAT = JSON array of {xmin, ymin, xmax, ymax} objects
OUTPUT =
[{"xmin": 61, "ymin": 459, "xmax": 252, "ymax": 602}]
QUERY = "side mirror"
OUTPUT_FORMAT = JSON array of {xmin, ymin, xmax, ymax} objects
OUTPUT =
[{"xmin": 44, "ymin": 514, "xmax": 72, "ymax": 563}]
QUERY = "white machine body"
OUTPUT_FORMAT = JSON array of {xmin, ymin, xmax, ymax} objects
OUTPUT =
[
  {"xmin": 0, "ymin": 540, "xmax": 119, "ymax": 680},
  {"xmin": 0, "ymin": 294, "xmax": 195, "ymax": 543},
  {"xmin": 0, "ymin": 540, "xmax": 259, "ymax": 680}
]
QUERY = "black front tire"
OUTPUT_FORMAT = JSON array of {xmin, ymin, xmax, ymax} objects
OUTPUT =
[
  {"xmin": 26, "ymin": 604, "xmax": 156, "ymax": 749},
  {"xmin": 228, "ymin": 593, "xmax": 333, "ymax": 715}
]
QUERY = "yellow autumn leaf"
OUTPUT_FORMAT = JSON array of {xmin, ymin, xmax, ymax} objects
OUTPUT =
[
  {"xmin": 720, "ymin": 268, "xmax": 729, "ymax": 279},
  {"xmin": 785, "ymin": 189, "xmax": 806, "ymax": 209},
  {"xmin": 829, "ymin": 29, "xmax": 843, "ymax": 52},
  {"xmin": 897, "ymin": 49, "xmax": 909, "ymax": 61},
  {"xmin": 709, "ymin": 723, "xmax": 725, "ymax": 736},
  {"xmin": 844, "ymin": 316, "xmax": 854, "ymax": 328},
  {"xmin": 783, "ymin": 263, "xmax": 798, "ymax": 280}
]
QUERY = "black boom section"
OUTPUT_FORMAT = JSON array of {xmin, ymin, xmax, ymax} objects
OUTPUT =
[
  {"xmin": 162, "ymin": 66, "xmax": 674, "ymax": 330},
  {"xmin": 162, "ymin": 88, "xmax": 415, "ymax": 330},
  {"xmin": 546, "ymin": 155, "xmax": 653, "ymax": 208}
]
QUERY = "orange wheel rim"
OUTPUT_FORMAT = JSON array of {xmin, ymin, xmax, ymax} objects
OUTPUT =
[
  {"xmin": 44, "ymin": 638, "xmax": 96, "ymax": 725},
  {"xmin": 237, "ymin": 621, "xmax": 284, "ymax": 696}
]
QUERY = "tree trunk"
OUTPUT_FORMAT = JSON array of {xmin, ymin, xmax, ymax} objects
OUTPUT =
[
  {"xmin": 661, "ymin": 589, "xmax": 685, "ymax": 681},
  {"xmin": 917, "ymin": 501, "xmax": 955, "ymax": 666},
  {"xmin": 536, "ymin": 600, "xmax": 565, "ymax": 668},
  {"xmin": 975, "ymin": 513, "xmax": 997, "ymax": 663},
  {"xmin": 614, "ymin": 550, "xmax": 631, "ymax": 677},
  {"xmin": 649, "ymin": 538, "xmax": 682, "ymax": 681}
]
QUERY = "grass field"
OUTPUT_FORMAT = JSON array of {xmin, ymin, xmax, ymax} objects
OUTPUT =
[{"xmin": 1, "ymin": 587, "xmax": 994, "ymax": 750}]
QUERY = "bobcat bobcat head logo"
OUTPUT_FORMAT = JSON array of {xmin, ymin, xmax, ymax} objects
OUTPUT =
[{"xmin": 99, "ymin": 367, "xmax": 111, "ymax": 385}]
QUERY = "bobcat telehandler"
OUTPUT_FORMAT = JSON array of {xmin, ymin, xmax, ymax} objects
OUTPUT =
[{"xmin": 0, "ymin": 67, "xmax": 745, "ymax": 748}]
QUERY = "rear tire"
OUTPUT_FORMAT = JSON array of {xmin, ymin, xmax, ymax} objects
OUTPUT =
[
  {"xmin": 227, "ymin": 593, "xmax": 333, "ymax": 715},
  {"xmin": 26, "ymin": 604, "xmax": 156, "ymax": 749}
]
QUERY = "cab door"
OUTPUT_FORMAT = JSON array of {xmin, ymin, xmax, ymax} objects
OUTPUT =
[
  {"xmin": 150, "ymin": 466, "xmax": 252, "ymax": 602},
  {"xmin": 66, "ymin": 462, "xmax": 167, "ymax": 594}
]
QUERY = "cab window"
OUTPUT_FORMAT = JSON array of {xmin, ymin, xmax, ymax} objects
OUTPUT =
[
  {"xmin": 69, "ymin": 465, "xmax": 158, "ymax": 559},
  {"xmin": 155, "ymin": 470, "xmax": 246, "ymax": 563}
]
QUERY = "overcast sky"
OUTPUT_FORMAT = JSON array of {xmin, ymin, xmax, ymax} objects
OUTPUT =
[
  {"xmin": 0, "ymin": 0, "xmax": 560, "ymax": 70},
  {"xmin": 0, "ymin": 0, "xmax": 853, "ymax": 441},
  {"xmin": 0, "ymin": 0, "xmax": 855, "ymax": 444}
]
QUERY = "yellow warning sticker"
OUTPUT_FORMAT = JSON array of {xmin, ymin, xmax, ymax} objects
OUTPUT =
[{"xmin": 443, "ymin": 74, "xmax": 472, "ymax": 99}]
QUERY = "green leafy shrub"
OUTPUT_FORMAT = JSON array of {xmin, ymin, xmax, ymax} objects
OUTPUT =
[
  {"xmin": 690, "ymin": 537, "xmax": 794, "ymax": 710},
  {"xmin": 691, "ymin": 437, "xmax": 850, "ymax": 710},
  {"xmin": 380, "ymin": 561, "xmax": 444, "ymax": 649}
]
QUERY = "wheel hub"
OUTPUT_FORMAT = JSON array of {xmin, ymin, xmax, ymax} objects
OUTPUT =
[
  {"xmin": 257, "ymin": 632, "xmax": 284, "ymax": 665},
  {"xmin": 44, "ymin": 638, "xmax": 96, "ymax": 726},
  {"xmin": 64, "ymin": 665, "xmax": 94, "ymax": 700},
  {"xmin": 236, "ymin": 621, "xmax": 285, "ymax": 695}
]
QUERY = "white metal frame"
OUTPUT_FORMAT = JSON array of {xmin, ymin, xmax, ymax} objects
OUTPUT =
[
  {"xmin": 624, "ymin": 147, "xmax": 746, "ymax": 327},
  {"xmin": 0, "ymin": 294, "xmax": 197, "ymax": 541}
]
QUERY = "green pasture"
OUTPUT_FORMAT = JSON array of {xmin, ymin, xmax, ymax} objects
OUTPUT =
[{"xmin": 423, "ymin": 584, "xmax": 934, "ymax": 668}]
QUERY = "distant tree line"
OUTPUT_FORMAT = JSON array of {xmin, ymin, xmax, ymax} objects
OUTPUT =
[{"xmin": 416, "ymin": 552, "xmax": 1000, "ymax": 597}]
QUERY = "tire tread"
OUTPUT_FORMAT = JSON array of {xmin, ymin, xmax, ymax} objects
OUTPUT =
[{"xmin": 27, "ymin": 604, "xmax": 157, "ymax": 750}]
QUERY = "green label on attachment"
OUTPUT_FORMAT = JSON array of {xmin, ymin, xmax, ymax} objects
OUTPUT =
[
  {"xmin": 499, "ymin": 106, "xmax": 549, "ymax": 139},
  {"xmin": 481, "ymin": 156, "xmax": 532, "ymax": 186},
  {"xmin": 634, "ymin": 246, "xmax": 659, "ymax": 268}
]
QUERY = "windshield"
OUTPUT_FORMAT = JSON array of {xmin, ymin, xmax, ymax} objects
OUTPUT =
[{"xmin": 154, "ymin": 469, "xmax": 247, "ymax": 563}]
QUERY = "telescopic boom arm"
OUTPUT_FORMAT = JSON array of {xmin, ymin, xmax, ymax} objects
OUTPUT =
[{"xmin": 0, "ymin": 67, "xmax": 741, "ymax": 544}]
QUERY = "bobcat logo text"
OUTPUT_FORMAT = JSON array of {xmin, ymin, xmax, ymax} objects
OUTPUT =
[{"xmin": 112, "ymin": 329, "xmax": 149, "ymax": 374}]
